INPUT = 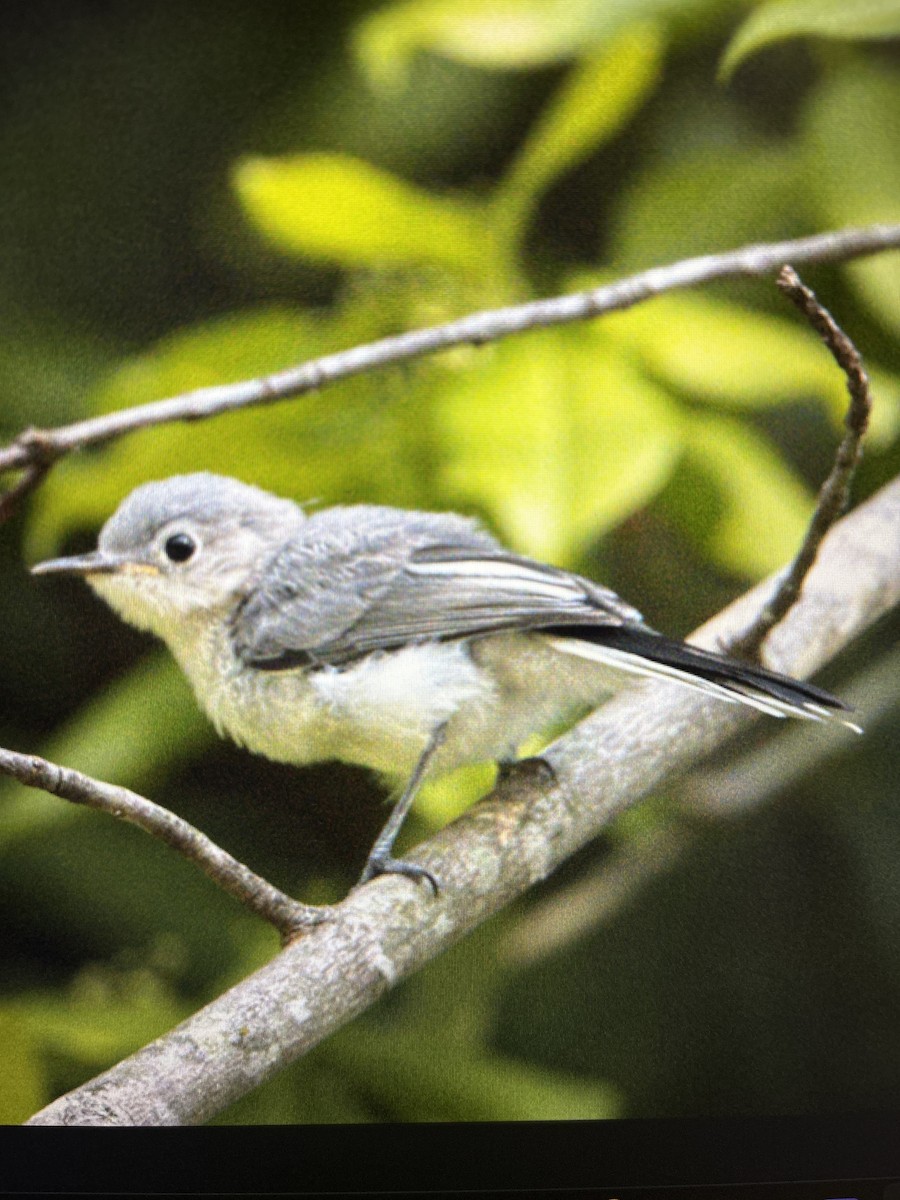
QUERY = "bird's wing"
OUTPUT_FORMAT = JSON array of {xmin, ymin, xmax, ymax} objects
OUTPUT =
[{"xmin": 230, "ymin": 507, "xmax": 644, "ymax": 669}]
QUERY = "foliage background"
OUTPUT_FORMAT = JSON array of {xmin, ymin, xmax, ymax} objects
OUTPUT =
[{"xmin": 0, "ymin": 0, "xmax": 898, "ymax": 1124}]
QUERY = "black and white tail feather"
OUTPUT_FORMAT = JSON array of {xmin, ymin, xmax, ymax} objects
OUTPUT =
[{"xmin": 543, "ymin": 626, "xmax": 861, "ymax": 730}]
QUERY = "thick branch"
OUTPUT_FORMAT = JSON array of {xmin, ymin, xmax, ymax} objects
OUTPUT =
[
  {"xmin": 730, "ymin": 266, "xmax": 872, "ymax": 659},
  {"xmin": 1, "ymin": 223, "xmax": 898, "ymax": 515},
  {"xmin": 0, "ymin": 749, "xmax": 324, "ymax": 939},
  {"xmin": 26, "ymin": 473, "xmax": 900, "ymax": 1125}
]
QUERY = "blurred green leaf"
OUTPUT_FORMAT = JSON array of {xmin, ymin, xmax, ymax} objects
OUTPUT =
[
  {"xmin": 434, "ymin": 329, "xmax": 683, "ymax": 563},
  {"xmin": 416, "ymin": 761, "xmax": 497, "ymax": 829},
  {"xmin": 9, "ymin": 964, "xmax": 186, "ymax": 1067},
  {"xmin": 355, "ymin": 0, "xmax": 605, "ymax": 87},
  {"xmin": 0, "ymin": 319, "xmax": 113, "ymax": 435},
  {"xmin": 494, "ymin": 23, "xmax": 664, "ymax": 245},
  {"xmin": 234, "ymin": 152, "xmax": 490, "ymax": 271},
  {"xmin": 355, "ymin": 0, "xmax": 731, "ymax": 87},
  {"xmin": 330, "ymin": 1023, "xmax": 620, "ymax": 1120},
  {"xmin": 802, "ymin": 61, "xmax": 900, "ymax": 337},
  {"xmin": 214, "ymin": 1052, "xmax": 377, "ymax": 1124},
  {"xmin": 610, "ymin": 144, "xmax": 803, "ymax": 269},
  {"xmin": 0, "ymin": 655, "xmax": 212, "ymax": 850},
  {"xmin": 586, "ymin": 275, "xmax": 900, "ymax": 449},
  {"xmin": 595, "ymin": 287, "xmax": 860, "ymax": 417},
  {"xmin": 721, "ymin": 0, "xmax": 900, "ymax": 79},
  {"xmin": 671, "ymin": 413, "xmax": 814, "ymax": 576},
  {"xmin": 0, "ymin": 1011, "xmax": 46, "ymax": 1123}
]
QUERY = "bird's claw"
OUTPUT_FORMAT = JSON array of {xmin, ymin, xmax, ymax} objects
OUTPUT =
[
  {"xmin": 497, "ymin": 755, "xmax": 556, "ymax": 786},
  {"xmin": 357, "ymin": 854, "xmax": 441, "ymax": 895}
]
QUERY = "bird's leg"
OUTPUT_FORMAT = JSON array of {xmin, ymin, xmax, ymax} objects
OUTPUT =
[
  {"xmin": 495, "ymin": 754, "xmax": 519, "ymax": 783},
  {"xmin": 357, "ymin": 722, "xmax": 448, "ymax": 893}
]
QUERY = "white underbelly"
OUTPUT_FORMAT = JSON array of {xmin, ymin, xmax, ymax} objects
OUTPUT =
[{"xmin": 174, "ymin": 625, "xmax": 621, "ymax": 780}]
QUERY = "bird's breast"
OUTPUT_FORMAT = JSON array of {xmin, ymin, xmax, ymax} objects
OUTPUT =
[{"xmin": 169, "ymin": 622, "xmax": 495, "ymax": 777}]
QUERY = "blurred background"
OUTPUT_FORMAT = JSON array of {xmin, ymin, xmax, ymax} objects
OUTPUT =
[{"xmin": 0, "ymin": 0, "xmax": 898, "ymax": 1124}]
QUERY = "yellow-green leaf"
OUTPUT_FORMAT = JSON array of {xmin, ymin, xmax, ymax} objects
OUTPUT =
[
  {"xmin": 721, "ymin": 0, "xmax": 900, "ymax": 79},
  {"xmin": 802, "ymin": 62, "xmax": 900, "ymax": 337},
  {"xmin": 234, "ymin": 152, "xmax": 489, "ymax": 272},
  {"xmin": 581, "ymin": 279, "xmax": 900, "ymax": 448},
  {"xmin": 494, "ymin": 23, "xmax": 664, "ymax": 244},
  {"xmin": 595, "ymin": 288, "xmax": 856, "ymax": 417},
  {"xmin": 0, "ymin": 655, "xmax": 212, "ymax": 851},
  {"xmin": 354, "ymin": 0, "xmax": 604, "ymax": 88},
  {"xmin": 610, "ymin": 144, "xmax": 803, "ymax": 270},
  {"xmin": 0, "ymin": 1012, "xmax": 46, "ymax": 1123},
  {"xmin": 672, "ymin": 413, "xmax": 814, "ymax": 577},
  {"xmin": 9, "ymin": 968, "xmax": 186, "ymax": 1067},
  {"xmin": 330, "ymin": 1024, "xmax": 620, "ymax": 1121},
  {"xmin": 434, "ymin": 329, "xmax": 683, "ymax": 564}
]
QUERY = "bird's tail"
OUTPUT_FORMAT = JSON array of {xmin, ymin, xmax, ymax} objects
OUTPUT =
[{"xmin": 544, "ymin": 625, "xmax": 860, "ymax": 731}]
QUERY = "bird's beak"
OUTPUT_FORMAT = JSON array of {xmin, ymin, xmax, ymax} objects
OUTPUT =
[{"xmin": 30, "ymin": 551, "xmax": 152, "ymax": 577}]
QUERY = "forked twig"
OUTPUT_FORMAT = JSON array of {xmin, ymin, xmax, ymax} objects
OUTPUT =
[
  {"xmin": 0, "ymin": 746, "xmax": 327, "ymax": 941},
  {"xmin": 729, "ymin": 266, "xmax": 872, "ymax": 660}
]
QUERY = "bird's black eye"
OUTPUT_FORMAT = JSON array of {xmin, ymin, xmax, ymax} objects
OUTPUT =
[{"xmin": 164, "ymin": 533, "xmax": 196, "ymax": 563}]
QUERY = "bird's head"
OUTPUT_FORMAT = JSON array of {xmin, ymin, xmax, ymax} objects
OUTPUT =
[{"xmin": 32, "ymin": 473, "xmax": 305, "ymax": 641}]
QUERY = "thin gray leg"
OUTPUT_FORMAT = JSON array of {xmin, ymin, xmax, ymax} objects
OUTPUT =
[{"xmin": 357, "ymin": 722, "xmax": 448, "ymax": 892}]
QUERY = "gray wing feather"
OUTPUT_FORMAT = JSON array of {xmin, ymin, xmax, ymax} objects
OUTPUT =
[{"xmin": 231, "ymin": 504, "xmax": 644, "ymax": 668}]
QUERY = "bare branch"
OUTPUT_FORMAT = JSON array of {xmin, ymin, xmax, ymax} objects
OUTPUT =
[
  {"xmin": 1, "ymin": 223, "xmax": 899, "ymax": 519},
  {"xmin": 25, "ymin": 472, "xmax": 900, "ymax": 1125},
  {"xmin": 0, "ymin": 458, "xmax": 52, "ymax": 523},
  {"xmin": 729, "ymin": 266, "xmax": 872, "ymax": 659},
  {"xmin": 0, "ymin": 748, "xmax": 325, "ymax": 941}
]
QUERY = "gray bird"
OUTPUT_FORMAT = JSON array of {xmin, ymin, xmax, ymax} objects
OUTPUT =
[{"xmin": 32, "ymin": 472, "xmax": 856, "ymax": 890}]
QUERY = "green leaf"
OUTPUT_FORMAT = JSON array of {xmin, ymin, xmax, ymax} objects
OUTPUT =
[
  {"xmin": 354, "ymin": 0, "xmax": 730, "ymax": 88},
  {"xmin": 354, "ymin": 0, "xmax": 606, "ymax": 88},
  {"xmin": 234, "ymin": 152, "xmax": 489, "ymax": 272},
  {"xmin": 433, "ymin": 329, "xmax": 683, "ymax": 563},
  {"xmin": 9, "ymin": 965, "xmax": 186, "ymax": 1067},
  {"xmin": 0, "ymin": 655, "xmax": 212, "ymax": 851},
  {"xmin": 610, "ymin": 144, "xmax": 803, "ymax": 270},
  {"xmin": 584, "ymin": 278, "xmax": 900, "ymax": 449},
  {"xmin": 802, "ymin": 62, "xmax": 900, "ymax": 337},
  {"xmin": 331, "ymin": 1024, "xmax": 620, "ymax": 1121},
  {"xmin": 669, "ymin": 413, "xmax": 814, "ymax": 577},
  {"xmin": 721, "ymin": 0, "xmax": 900, "ymax": 79},
  {"xmin": 0, "ymin": 1011, "xmax": 46, "ymax": 1123},
  {"xmin": 594, "ymin": 287, "xmax": 858, "ymax": 418},
  {"xmin": 494, "ymin": 23, "xmax": 664, "ymax": 244}
]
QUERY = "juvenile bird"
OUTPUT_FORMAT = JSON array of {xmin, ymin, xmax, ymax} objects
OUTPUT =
[{"xmin": 33, "ymin": 473, "xmax": 855, "ymax": 889}]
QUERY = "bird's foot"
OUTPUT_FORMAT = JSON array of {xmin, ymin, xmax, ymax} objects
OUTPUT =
[
  {"xmin": 497, "ymin": 755, "xmax": 556, "ymax": 786},
  {"xmin": 357, "ymin": 853, "xmax": 441, "ymax": 895}
]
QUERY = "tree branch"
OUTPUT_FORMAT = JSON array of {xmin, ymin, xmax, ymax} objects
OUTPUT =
[
  {"xmin": 1, "ymin": 223, "xmax": 898, "ymax": 517},
  {"xmin": 0, "ymin": 748, "xmax": 326, "ymax": 940},
  {"xmin": 25, "ymin": 472, "xmax": 900, "ymax": 1125},
  {"xmin": 729, "ymin": 266, "xmax": 872, "ymax": 659}
]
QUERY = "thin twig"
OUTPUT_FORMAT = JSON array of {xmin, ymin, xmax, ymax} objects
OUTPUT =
[
  {"xmin": 729, "ymin": 266, "xmax": 872, "ymax": 660},
  {"xmin": 24, "ymin": 474, "xmax": 900, "ymax": 1125},
  {"xmin": 1, "ymin": 223, "xmax": 898, "ymax": 519},
  {"xmin": 0, "ymin": 747, "xmax": 326, "ymax": 941},
  {"xmin": 0, "ymin": 462, "xmax": 51, "ymax": 523}
]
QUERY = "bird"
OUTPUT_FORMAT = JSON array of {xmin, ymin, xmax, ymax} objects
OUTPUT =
[{"xmin": 32, "ymin": 472, "xmax": 857, "ymax": 890}]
